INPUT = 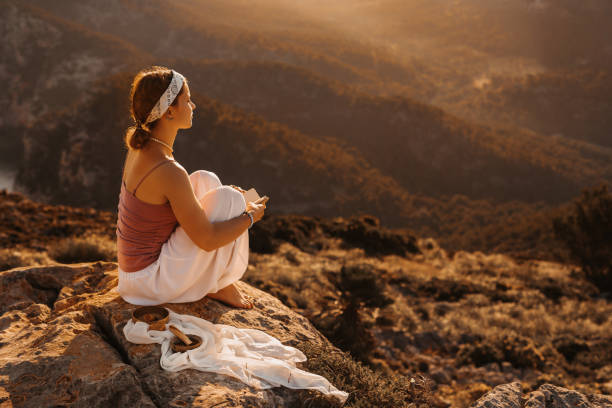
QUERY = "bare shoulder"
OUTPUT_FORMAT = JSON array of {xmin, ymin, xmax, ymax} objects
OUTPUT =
[
  {"xmin": 156, "ymin": 160, "xmax": 193, "ymax": 199},
  {"xmin": 159, "ymin": 160, "xmax": 188, "ymax": 180}
]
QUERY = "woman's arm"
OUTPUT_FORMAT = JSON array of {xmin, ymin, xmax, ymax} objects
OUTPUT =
[{"xmin": 161, "ymin": 164, "xmax": 257, "ymax": 252}]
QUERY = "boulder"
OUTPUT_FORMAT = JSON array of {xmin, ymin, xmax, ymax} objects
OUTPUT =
[
  {"xmin": 0, "ymin": 262, "xmax": 343, "ymax": 407},
  {"xmin": 470, "ymin": 382, "xmax": 522, "ymax": 408},
  {"xmin": 471, "ymin": 382, "xmax": 612, "ymax": 408}
]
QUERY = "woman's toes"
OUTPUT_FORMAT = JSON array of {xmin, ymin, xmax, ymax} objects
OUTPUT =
[{"xmin": 242, "ymin": 297, "xmax": 253, "ymax": 309}]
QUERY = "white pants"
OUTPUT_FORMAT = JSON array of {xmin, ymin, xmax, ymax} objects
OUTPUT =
[{"xmin": 118, "ymin": 170, "xmax": 249, "ymax": 306}]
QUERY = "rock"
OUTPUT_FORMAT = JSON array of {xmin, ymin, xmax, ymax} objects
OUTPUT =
[
  {"xmin": 0, "ymin": 262, "xmax": 344, "ymax": 407},
  {"xmin": 523, "ymin": 384, "xmax": 612, "ymax": 408},
  {"xmin": 470, "ymin": 381, "xmax": 522, "ymax": 408},
  {"xmin": 471, "ymin": 382, "xmax": 612, "ymax": 408}
]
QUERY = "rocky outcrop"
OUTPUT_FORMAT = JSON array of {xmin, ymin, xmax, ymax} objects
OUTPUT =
[
  {"xmin": 471, "ymin": 381, "xmax": 612, "ymax": 408},
  {"xmin": 0, "ymin": 262, "xmax": 344, "ymax": 407},
  {"xmin": 2, "ymin": 191, "xmax": 612, "ymax": 406}
]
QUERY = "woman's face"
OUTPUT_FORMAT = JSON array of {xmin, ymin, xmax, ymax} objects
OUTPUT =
[{"xmin": 173, "ymin": 82, "xmax": 196, "ymax": 129}]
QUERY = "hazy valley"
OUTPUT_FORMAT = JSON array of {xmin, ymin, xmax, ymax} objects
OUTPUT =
[{"xmin": 2, "ymin": 0, "xmax": 611, "ymax": 260}]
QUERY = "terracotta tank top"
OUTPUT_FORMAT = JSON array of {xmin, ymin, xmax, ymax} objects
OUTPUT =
[{"xmin": 116, "ymin": 160, "xmax": 178, "ymax": 272}]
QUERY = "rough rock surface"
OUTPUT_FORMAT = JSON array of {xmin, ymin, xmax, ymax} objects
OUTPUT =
[
  {"xmin": 0, "ymin": 262, "xmax": 342, "ymax": 407},
  {"xmin": 471, "ymin": 381, "xmax": 612, "ymax": 408},
  {"xmin": 471, "ymin": 382, "xmax": 522, "ymax": 408}
]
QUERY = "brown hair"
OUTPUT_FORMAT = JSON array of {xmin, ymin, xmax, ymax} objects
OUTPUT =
[{"xmin": 125, "ymin": 66, "xmax": 186, "ymax": 149}]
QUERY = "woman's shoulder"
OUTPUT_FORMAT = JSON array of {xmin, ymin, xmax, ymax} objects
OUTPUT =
[
  {"xmin": 124, "ymin": 149, "xmax": 189, "ymax": 197},
  {"xmin": 161, "ymin": 159, "xmax": 187, "ymax": 178},
  {"xmin": 155, "ymin": 159, "xmax": 191, "ymax": 188}
]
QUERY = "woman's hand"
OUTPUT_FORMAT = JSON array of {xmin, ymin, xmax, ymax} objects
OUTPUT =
[{"xmin": 246, "ymin": 198, "xmax": 267, "ymax": 224}]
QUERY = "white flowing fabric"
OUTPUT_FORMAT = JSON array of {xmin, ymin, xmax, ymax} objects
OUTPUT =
[
  {"xmin": 117, "ymin": 170, "xmax": 250, "ymax": 305},
  {"xmin": 123, "ymin": 309, "xmax": 349, "ymax": 403}
]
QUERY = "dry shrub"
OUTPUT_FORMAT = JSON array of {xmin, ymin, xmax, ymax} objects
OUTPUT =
[
  {"xmin": 451, "ymin": 383, "xmax": 492, "ymax": 408},
  {"xmin": 49, "ymin": 234, "xmax": 116, "ymax": 263},
  {"xmin": 456, "ymin": 342, "xmax": 502, "ymax": 367},
  {"xmin": 297, "ymin": 342, "xmax": 433, "ymax": 407},
  {"xmin": 327, "ymin": 301, "xmax": 377, "ymax": 364},
  {"xmin": 456, "ymin": 333, "xmax": 545, "ymax": 370},
  {"xmin": 317, "ymin": 263, "xmax": 394, "ymax": 363},
  {"xmin": 293, "ymin": 291, "xmax": 311, "ymax": 309},
  {"xmin": 0, "ymin": 249, "xmax": 50, "ymax": 271},
  {"xmin": 0, "ymin": 249, "xmax": 24, "ymax": 271},
  {"xmin": 276, "ymin": 268, "xmax": 302, "ymax": 289},
  {"xmin": 553, "ymin": 183, "xmax": 612, "ymax": 293},
  {"xmin": 340, "ymin": 263, "xmax": 393, "ymax": 308}
]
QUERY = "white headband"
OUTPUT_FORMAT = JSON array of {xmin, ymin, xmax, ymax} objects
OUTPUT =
[{"xmin": 145, "ymin": 70, "xmax": 185, "ymax": 124}]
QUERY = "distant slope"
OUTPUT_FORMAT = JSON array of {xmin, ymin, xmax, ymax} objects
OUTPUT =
[
  {"xmin": 15, "ymin": 72, "xmax": 409, "ymax": 219},
  {"xmin": 178, "ymin": 59, "xmax": 610, "ymax": 204},
  {"xmin": 5, "ymin": 0, "xmax": 611, "ymax": 260},
  {"xmin": 12, "ymin": 0, "xmax": 611, "ymax": 205},
  {"xmin": 334, "ymin": 0, "xmax": 612, "ymax": 149},
  {"xmin": 0, "ymin": 1, "xmax": 151, "ymax": 165},
  {"xmin": 444, "ymin": 68, "xmax": 612, "ymax": 148},
  {"xmin": 14, "ymin": 71, "xmax": 576, "ymax": 262},
  {"xmin": 21, "ymin": 0, "xmax": 405, "ymax": 91}
]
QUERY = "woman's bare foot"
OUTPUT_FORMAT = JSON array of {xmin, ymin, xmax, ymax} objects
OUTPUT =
[{"xmin": 206, "ymin": 283, "xmax": 253, "ymax": 309}]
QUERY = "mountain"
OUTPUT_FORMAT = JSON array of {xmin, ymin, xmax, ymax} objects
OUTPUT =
[
  {"xmin": 0, "ymin": 1, "xmax": 151, "ymax": 166},
  {"xmin": 175, "ymin": 58, "xmax": 610, "ymax": 203},
  {"xmin": 12, "ymin": 73, "xmax": 576, "ymax": 261},
  {"xmin": 443, "ymin": 68, "xmax": 612, "ymax": 148},
  {"xmin": 12, "ymin": 0, "xmax": 610, "ymax": 203},
  {"xmin": 2, "ymin": 0, "xmax": 611, "ymax": 260}
]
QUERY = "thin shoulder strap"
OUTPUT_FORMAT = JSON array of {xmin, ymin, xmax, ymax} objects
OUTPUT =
[{"xmin": 132, "ymin": 159, "xmax": 175, "ymax": 195}]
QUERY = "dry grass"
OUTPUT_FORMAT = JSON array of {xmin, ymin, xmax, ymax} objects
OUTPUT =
[
  {"xmin": 48, "ymin": 234, "xmax": 116, "ymax": 264},
  {"xmin": 0, "ymin": 248, "xmax": 51, "ymax": 271},
  {"xmin": 246, "ymin": 237, "xmax": 612, "ymax": 405},
  {"xmin": 0, "ymin": 248, "xmax": 24, "ymax": 271},
  {"xmin": 297, "ymin": 342, "xmax": 434, "ymax": 407}
]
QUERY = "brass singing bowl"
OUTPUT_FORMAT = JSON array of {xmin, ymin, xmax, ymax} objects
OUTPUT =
[
  {"xmin": 131, "ymin": 306, "xmax": 169, "ymax": 331},
  {"xmin": 171, "ymin": 334, "xmax": 203, "ymax": 352}
]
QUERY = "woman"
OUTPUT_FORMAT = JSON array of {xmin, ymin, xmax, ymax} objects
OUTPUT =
[{"xmin": 116, "ymin": 66, "xmax": 266, "ymax": 309}]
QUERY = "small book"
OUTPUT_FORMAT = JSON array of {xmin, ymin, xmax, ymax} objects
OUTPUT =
[{"xmin": 244, "ymin": 188, "xmax": 269, "ymax": 205}]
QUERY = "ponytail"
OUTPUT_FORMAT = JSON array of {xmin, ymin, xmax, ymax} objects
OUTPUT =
[{"xmin": 125, "ymin": 124, "xmax": 153, "ymax": 149}]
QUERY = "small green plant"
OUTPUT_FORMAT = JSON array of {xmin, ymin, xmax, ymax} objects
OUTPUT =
[
  {"xmin": 553, "ymin": 184, "xmax": 612, "ymax": 293},
  {"xmin": 48, "ymin": 234, "xmax": 117, "ymax": 263}
]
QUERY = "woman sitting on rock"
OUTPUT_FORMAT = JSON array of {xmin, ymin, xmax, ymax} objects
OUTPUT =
[{"xmin": 116, "ymin": 66, "xmax": 266, "ymax": 309}]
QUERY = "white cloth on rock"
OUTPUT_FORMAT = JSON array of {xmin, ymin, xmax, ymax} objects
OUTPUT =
[
  {"xmin": 123, "ymin": 309, "xmax": 349, "ymax": 404},
  {"xmin": 117, "ymin": 170, "xmax": 250, "ymax": 306}
]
